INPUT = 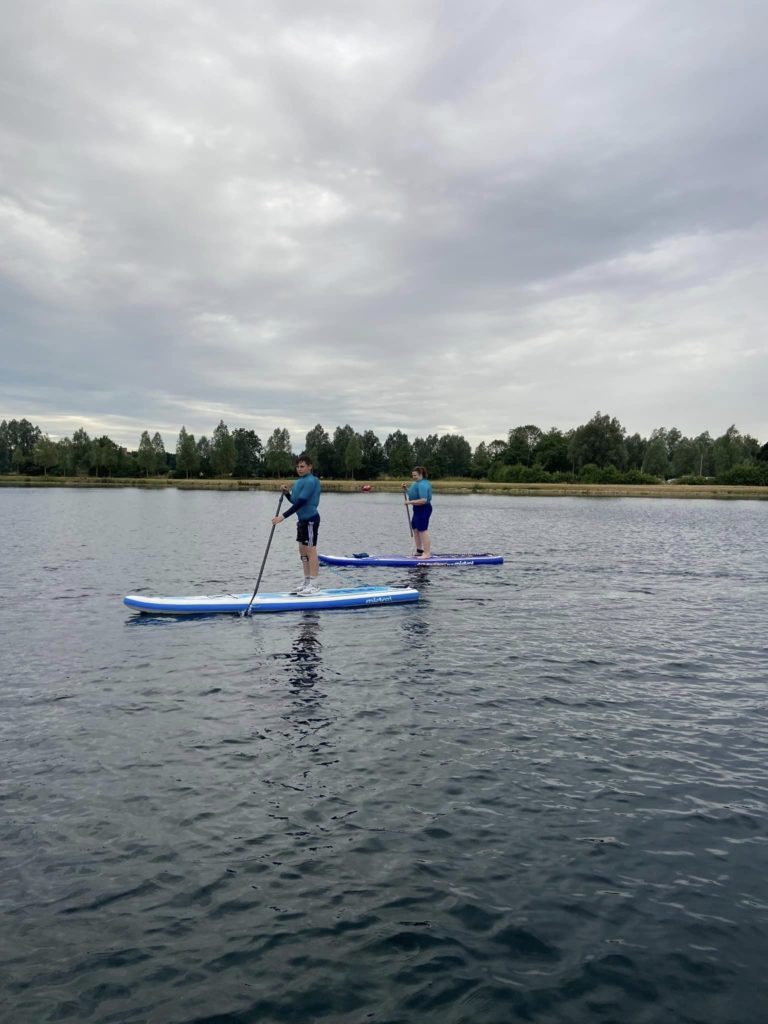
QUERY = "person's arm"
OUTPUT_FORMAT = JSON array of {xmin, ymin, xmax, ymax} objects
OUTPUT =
[
  {"xmin": 405, "ymin": 481, "xmax": 429, "ymax": 505},
  {"xmin": 281, "ymin": 495, "xmax": 309, "ymax": 518},
  {"xmin": 273, "ymin": 480, "xmax": 305, "ymax": 522}
]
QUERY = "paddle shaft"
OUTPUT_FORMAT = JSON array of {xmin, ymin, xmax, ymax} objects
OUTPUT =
[
  {"xmin": 403, "ymin": 487, "xmax": 413, "ymax": 537},
  {"xmin": 245, "ymin": 493, "xmax": 285, "ymax": 615}
]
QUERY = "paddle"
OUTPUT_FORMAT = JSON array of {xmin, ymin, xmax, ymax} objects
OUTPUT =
[
  {"xmin": 402, "ymin": 484, "xmax": 413, "ymax": 539},
  {"xmin": 244, "ymin": 493, "xmax": 285, "ymax": 616}
]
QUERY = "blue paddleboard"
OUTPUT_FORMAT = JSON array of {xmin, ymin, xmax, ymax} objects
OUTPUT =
[
  {"xmin": 318, "ymin": 553, "xmax": 503, "ymax": 567},
  {"xmin": 124, "ymin": 585, "xmax": 420, "ymax": 615}
]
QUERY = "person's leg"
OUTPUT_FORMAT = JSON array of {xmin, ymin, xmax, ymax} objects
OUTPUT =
[
  {"xmin": 298, "ymin": 543, "xmax": 311, "ymax": 580},
  {"xmin": 301, "ymin": 543, "xmax": 319, "ymax": 579},
  {"xmin": 296, "ymin": 518, "xmax": 321, "ymax": 592},
  {"xmin": 413, "ymin": 506, "xmax": 432, "ymax": 557},
  {"xmin": 295, "ymin": 521, "xmax": 312, "ymax": 590},
  {"xmin": 412, "ymin": 528, "xmax": 423, "ymax": 556}
]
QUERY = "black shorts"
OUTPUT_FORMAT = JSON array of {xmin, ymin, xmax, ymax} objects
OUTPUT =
[{"xmin": 296, "ymin": 515, "xmax": 320, "ymax": 546}]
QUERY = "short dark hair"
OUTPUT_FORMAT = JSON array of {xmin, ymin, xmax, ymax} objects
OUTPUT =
[
  {"xmin": 297, "ymin": 452, "xmax": 313, "ymax": 466},
  {"xmin": 412, "ymin": 465, "xmax": 428, "ymax": 478}
]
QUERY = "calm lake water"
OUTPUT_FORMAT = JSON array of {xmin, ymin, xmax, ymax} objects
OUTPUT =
[{"xmin": 1, "ymin": 487, "xmax": 767, "ymax": 1024}]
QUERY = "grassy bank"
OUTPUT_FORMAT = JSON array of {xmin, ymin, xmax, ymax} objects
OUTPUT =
[{"xmin": 2, "ymin": 475, "xmax": 768, "ymax": 500}]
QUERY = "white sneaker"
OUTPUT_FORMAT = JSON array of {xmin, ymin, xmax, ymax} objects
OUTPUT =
[{"xmin": 295, "ymin": 580, "xmax": 320, "ymax": 596}]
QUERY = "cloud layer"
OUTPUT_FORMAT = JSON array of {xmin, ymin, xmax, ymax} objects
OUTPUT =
[{"xmin": 1, "ymin": 0, "xmax": 766, "ymax": 448}]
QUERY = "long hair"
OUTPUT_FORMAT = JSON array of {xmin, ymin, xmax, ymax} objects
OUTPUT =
[{"xmin": 412, "ymin": 465, "xmax": 428, "ymax": 478}]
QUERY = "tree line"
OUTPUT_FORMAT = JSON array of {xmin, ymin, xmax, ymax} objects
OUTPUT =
[{"xmin": 1, "ymin": 413, "xmax": 767, "ymax": 485}]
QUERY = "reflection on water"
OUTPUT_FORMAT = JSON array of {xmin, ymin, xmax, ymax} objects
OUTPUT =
[
  {"xmin": 273, "ymin": 614, "xmax": 338, "ymax": 756},
  {"xmin": 405, "ymin": 563, "xmax": 434, "ymax": 592},
  {"xmin": 3, "ymin": 490, "xmax": 768, "ymax": 1024},
  {"xmin": 283, "ymin": 613, "xmax": 324, "ymax": 693},
  {"xmin": 398, "ymin": 565, "xmax": 434, "ymax": 642}
]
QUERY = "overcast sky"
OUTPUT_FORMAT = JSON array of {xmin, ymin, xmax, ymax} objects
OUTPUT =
[{"xmin": 1, "ymin": 0, "xmax": 766, "ymax": 450}]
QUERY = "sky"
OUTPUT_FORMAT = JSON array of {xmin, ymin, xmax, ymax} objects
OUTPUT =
[{"xmin": 1, "ymin": 0, "xmax": 766, "ymax": 451}]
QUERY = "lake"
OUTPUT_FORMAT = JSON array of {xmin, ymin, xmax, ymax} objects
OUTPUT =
[{"xmin": 1, "ymin": 487, "xmax": 767, "ymax": 1023}]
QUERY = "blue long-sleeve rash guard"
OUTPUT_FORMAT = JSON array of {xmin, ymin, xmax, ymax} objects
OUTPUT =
[{"xmin": 283, "ymin": 473, "xmax": 321, "ymax": 520}]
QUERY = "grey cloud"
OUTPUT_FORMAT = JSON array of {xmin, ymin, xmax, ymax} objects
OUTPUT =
[{"xmin": 1, "ymin": 0, "xmax": 766, "ymax": 449}]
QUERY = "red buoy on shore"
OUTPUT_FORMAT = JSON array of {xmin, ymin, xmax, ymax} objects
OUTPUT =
[{"xmin": 361, "ymin": 484, "xmax": 372, "ymax": 492}]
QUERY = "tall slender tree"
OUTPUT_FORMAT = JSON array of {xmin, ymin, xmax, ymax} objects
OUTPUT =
[
  {"xmin": 137, "ymin": 431, "xmax": 156, "ymax": 476},
  {"xmin": 151, "ymin": 432, "xmax": 167, "ymax": 475},
  {"xmin": 264, "ymin": 428, "xmax": 293, "ymax": 476},
  {"xmin": 304, "ymin": 424, "xmax": 334, "ymax": 476},
  {"xmin": 210, "ymin": 420, "xmax": 236, "ymax": 477},
  {"xmin": 360, "ymin": 430, "xmax": 385, "ymax": 478},
  {"xmin": 176, "ymin": 427, "xmax": 199, "ymax": 478},
  {"xmin": 70, "ymin": 428, "xmax": 92, "ymax": 475},
  {"xmin": 344, "ymin": 433, "xmax": 363, "ymax": 479}
]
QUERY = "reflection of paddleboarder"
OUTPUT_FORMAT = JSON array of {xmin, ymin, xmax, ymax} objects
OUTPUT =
[
  {"xmin": 286, "ymin": 617, "xmax": 324, "ymax": 693},
  {"xmin": 402, "ymin": 465, "xmax": 433, "ymax": 559}
]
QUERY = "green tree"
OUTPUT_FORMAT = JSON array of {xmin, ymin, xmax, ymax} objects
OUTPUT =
[
  {"xmin": 471, "ymin": 441, "xmax": 491, "ymax": 478},
  {"xmin": 641, "ymin": 430, "xmax": 669, "ymax": 478},
  {"xmin": 196, "ymin": 436, "xmax": 212, "ymax": 477},
  {"xmin": 693, "ymin": 432, "xmax": 714, "ymax": 476},
  {"xmin": 232, "ymin": 429, "xmax": 263, "ymax": 478},
  {"xmin": 625, "ymin": 433, "xmax": 647, "ymax": 470},
  {"xmin": 210, "ymin": 420, "xmax": 236, "ymax": 477},
  {"xmin": 176, "ymin": 427, "xmax": 199, "ymax": 478},
  {"xmin": 665, "ymin": 427, "xmax": 683, "ymax": 463},
  {"xmin": 360, "ymin": 430, "xmax": 385, "ymax": 478},
  {"xmin": 114, "ymin": 445, "xmax": 134, "ymax": 477},
  {"xmin": 7, "ymin": 418, "xmax": 43, "ymax": 472},
  {"xmin": 344, "ymin": 433, "xmax": 363, "ymax": 479},
  {"xmin": 533, "ymin": 428, "xmax": 570, "ymax": 472},
  {"xmin": 0, "ymin": 420, "xmax": 10, "ymax": 473},
  {"xmin": 487, "ymin": 439, "xmax": 508, "ymax": 462},
  {"xmin": 332, "ymin": 425, "xmax": 356, "ymax": 478},
  {"xmin": 438, "ymin": 433, "xmax": 472, "ymax": 476},
  {"xmin": 264, "ymin": 428, "xmax": 293, "ymax": 476},
  {"xmin": 137, "ymin": 431, "xmax": 156, "ymax": 476},
  {"xmin": 92, "ymin": 436, "xmax": 120, "ymax": 477},
  {"xmin": 712, "ymin": 425, "xmax": 749, "ymax": 475},
  {"xmin": 383, "ymin": 430, "xmax": 412, "ymax": 476},
  {"xmin": 412, "ymin": 434, "xmax": 441, "ymax": 476},
  {"xmin": 33, "ymin": 434, "xmax": 59, "ymax": 476},
  {"xmin": 151, "ymin": 432, "xmax": 167, "ymax": 475},
  {"xmin": 568, "ymin": 412, "xmax": 627, "ymax": 470},
  {"xmin": 670, "ymin": 437, "xmax": 699, "ymax": 477},
  {"xmin": 507, "ymin": 425, "xmax": 542, "ymax": 466},
  {"xmin": 304, "ymin": 424, "xmax": 334, "ymax": 476},
  {"xmin": 71, "ymin": 428, "xmax": 92, "ymax": 475},
  {"xmin": 56, "ymin": 437, "xmax": 74, "ymax": 475}
]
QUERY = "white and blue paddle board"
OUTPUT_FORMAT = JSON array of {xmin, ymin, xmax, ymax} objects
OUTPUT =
[
  {"xmin": 319, "ymin": 553, "xmax": 503, "ymax": 567},
  {"xmin": 124, "ymin": 585, "xmax": 420, "ymax": 616}
]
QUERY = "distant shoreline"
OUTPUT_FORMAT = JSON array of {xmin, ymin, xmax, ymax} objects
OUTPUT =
[{"xmin": 2, "ymin": 476, "xmax": 767, "ymax": 500}]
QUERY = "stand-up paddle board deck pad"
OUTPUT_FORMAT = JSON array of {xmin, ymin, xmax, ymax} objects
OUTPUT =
[
  {"xmin": 124, "ymin": 585, "xmax": 420, "ymax": 615},
  {"xmin": 319, "ymin": 553, "xmax": 503, "ymax": 567}
]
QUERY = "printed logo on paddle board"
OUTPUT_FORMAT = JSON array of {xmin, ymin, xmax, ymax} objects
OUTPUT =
[{"xmin": 364, "ymin": 595, "xmax": 393, "ymax": 604}]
